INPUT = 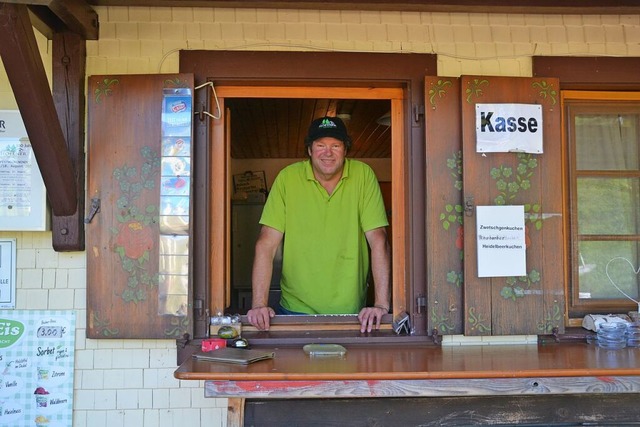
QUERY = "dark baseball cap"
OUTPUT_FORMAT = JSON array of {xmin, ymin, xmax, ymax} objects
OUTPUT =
[{"xmin": 304, "ymin": 116, "xmax": 352, "ymax": 150}]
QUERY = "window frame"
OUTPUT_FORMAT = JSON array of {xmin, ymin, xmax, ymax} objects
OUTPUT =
[
  {"xmin": 533, "ymin": 57, "xmax": 640, "ymax": 327},
  {"xmin": 209, "ymin": 85, "xmax": 407, "ymax": 334},
  {"xmin": 564, "ymin": 90, "xmax": 640, "ymax": 318},
  {"xmin": 181, "ymin": 51, "xmax": 436, "ymax": 339}
]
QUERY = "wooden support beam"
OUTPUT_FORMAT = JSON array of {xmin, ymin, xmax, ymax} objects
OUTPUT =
[
  {"xmin": 46, "ymin": 0, "xmax": 98, "ymax": 40},
  {"xmin": 51, "ymin": 30, "xmax": 86, "ymax": 251},
  {"xmin": 227, "ymin": 398, "xmax": 245, "ymax": 427},
  {"xmin": 7, "ymin": 0, "xmax": 98, "ymax": 40},
  {"xmin": 0, "ymin": 3, "xmax": 78, "ymax": 216}
]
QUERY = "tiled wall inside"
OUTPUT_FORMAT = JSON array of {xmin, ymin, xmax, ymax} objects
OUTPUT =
[{"xmin": 1, "ymin": 6, "xmax": 640, "ymax": 427}]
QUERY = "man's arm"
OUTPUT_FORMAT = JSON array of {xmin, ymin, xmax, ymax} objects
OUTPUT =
[
  {"xmin": 247, "ymin": 225, "xmax": 284, "ymax": 330},
  {"xmin": 358, "ymin": 226, "xmax": 391, "ymax": 333}
]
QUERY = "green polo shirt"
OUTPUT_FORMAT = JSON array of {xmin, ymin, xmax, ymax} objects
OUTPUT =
[{"xmin": 260, "ymin": 159, "xmax": 388, "ymax": 314}]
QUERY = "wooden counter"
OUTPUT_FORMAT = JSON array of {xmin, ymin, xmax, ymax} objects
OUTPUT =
[
  {"xmin": 176, "ymin": 342, "xmax": 640, "ymax": 426},
  {"xmin": 176, "ymin": 342, "xmax": 640, "ymax": 381}
]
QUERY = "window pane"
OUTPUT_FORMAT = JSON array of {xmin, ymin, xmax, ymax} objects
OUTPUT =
[
  {"xmin": 575, "ymin": 114, "xmax": 639, "ymax": 170},
  {"xmin": 577, "ymin": 178, "xmax": 640, "ymax": 235},
  {"xmin": 578, "ymin": 241, "xmax": 640, "ymax": 301}
]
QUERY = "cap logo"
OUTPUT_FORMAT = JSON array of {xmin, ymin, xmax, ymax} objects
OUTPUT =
[{"xmin": 319, "ymin": 118, "xmax": 337, "ymax": 129}]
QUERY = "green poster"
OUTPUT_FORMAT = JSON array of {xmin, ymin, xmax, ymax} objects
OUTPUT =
[{"xmin": 0, "ymin": 310, "xmax": 75, "ymax": 427}]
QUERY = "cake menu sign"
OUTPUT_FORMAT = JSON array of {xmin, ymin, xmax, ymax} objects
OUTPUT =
[{"xmin": 0, "ymin": 310, "xmax": 74, "ymax": 427}]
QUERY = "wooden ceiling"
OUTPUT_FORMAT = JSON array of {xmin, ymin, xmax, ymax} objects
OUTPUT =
[{"xmin": 226, "ymin": 98, "xmax": 392, "ymax": 159}]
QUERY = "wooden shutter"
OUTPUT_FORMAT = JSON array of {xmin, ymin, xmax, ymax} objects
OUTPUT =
[
  {"xmin": 425, "ymin": 76, "xmax": 465, "ymax": 335},
  {"xmin": 461, "ymin": 76, "xmax": 564, "ymax": 336},
  {"xmin": 86, "ymin": 74, "xmax": 194, "ymax": 338}
]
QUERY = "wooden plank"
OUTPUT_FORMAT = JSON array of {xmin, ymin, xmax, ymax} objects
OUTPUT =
[
  {"xmin": 0, "ymin": 3, "xmax": 77, "ymax": 216},
  {"xmin": 51, "ymin": 30, "xmax": 86, "ymax": 251},
  {"xmin": 206, "ymin": 375, "xmax": 640, "ymax": 398},
  {"xmin": 533, "ymin": 57, "xmax": 640, "ymax": 90},
  {"xmin": 242, "ymin": 394, "xmax": 640, "ymax": 426},
  {"xmin": 175, "ymin": 343, "xmax": 640, "ymax": 382},
  {"xmin": 424, "ymin": 76, "xmax": 464, "ymax": 335}
]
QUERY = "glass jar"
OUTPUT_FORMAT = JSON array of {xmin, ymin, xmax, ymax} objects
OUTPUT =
[
  {"xmin": 597, "ymin": 322, "xmax": 627, "ymax": 350},
  {"xmin": 627, "ymin": 321, "xmax": 640, "ymax": 348}
]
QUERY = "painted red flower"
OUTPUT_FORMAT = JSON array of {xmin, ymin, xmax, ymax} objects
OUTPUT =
[
  {"xmin": 455, "ymin": 226, "xmax": 464, "ymax": 250},
  {"xmin": 114, "ymin": 221, "xmax": 153, "ymax": 259}
]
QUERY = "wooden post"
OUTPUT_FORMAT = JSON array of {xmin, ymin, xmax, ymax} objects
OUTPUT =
[
  {"xmin": 227, "ymin": 398, "xmax": 245, "ymax": 427},
  {"xmin": 51, "ymin": 30, "xmax": 86, "ymax": 251}
]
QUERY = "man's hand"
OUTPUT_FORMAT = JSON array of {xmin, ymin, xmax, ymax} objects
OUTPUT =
[
  {"xmin": 247, "ymin": 306, "xmax": 275, "ymax": 331},
  {"xmin": 357, "ymin": 305, "xmax": 388, "ymax": 333}
]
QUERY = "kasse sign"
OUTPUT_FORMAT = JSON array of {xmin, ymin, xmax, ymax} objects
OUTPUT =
[{"xmin": 475, "ymin": 103, "xmax": 543, "ymax": 154}]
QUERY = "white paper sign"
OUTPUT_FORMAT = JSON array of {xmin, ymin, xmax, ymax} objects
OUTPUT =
[
  {"xmin": 476, "ymin": 103, "xmax": 543, "ymax": 153},
  {"xmin": 0, "ymin": 238, "xmax": 16, "ymax": 308},
  {"xmin": 0, "ymin": 110, "xmax": 48, "ymax": 231},
  {"xmin": 476, "ymin": 205, "xmax": 526, "ymax": 278}
]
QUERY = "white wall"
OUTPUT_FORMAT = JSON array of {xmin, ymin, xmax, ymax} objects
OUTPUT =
[{"xmin": 1, "ymin": 6, "xmax": 639, "ymax": 426}]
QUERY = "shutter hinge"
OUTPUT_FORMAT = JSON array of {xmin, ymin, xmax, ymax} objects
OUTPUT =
[
  {"xmin": 194, "ymin": 298, "xmax": 204, "ymax": 319},
  {"xmin": 413, "ymin": 104, "xmax": 425, "ymax": 123},
  {"xmin": 416, "ymin": 295, "xmax": 427, "ymax": 314}
]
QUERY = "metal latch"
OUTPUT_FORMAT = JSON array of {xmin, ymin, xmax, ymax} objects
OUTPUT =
[
  {"xmin": 84, "ymin": 198, "xmax": 101, "ymax": 224},
  {"xmin": 464, "ymin": 195, "xmax": 475, "ymax": 217}
]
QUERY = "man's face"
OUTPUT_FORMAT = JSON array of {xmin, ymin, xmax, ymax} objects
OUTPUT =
[{"xmin": 308, "ymin": 137, "xmax": 346, "ymax": 181}]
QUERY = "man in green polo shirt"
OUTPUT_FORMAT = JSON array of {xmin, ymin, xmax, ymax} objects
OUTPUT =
[{"xmin": 247, "ymin": 116, "xmax": 391, "ymax": 333}]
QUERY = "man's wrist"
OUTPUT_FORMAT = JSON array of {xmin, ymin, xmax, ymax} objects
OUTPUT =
[{"xmin": 374, "ymin": 304, "xmax": 389, "ymax": 313}]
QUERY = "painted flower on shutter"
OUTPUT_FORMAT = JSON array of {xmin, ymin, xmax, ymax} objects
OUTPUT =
[
  {"xmin": 110, "ymin": 146, "xmax": 161, "ymax": 304},
  {"xmin": 114, "ymin": 221, "xmax": 153, "ymax": 259}
]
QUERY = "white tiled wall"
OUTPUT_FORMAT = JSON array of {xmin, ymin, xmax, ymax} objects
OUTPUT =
[
  {"xmin": 1, "ymin": 231, "xmax": 227, "ymax": 427},
  {"xmin": 1, "ymin": 7, "xmax": 640, "ymax": 427}
]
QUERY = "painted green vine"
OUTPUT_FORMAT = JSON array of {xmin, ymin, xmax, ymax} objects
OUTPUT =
[
  {"xmin": 499, "ymin": 269, "xmax": 541, "ymax": 301},
  {"xmin": 439, "ymin": 151, "xmax": 463, "ymax": 231},
  {"xmin": 110, "ymin": 146, "xmax": 161, "ymax": 304},
  {"xmin": 92, "ymin": 311, "xmax": 120, "ymax": 337},
  {"xmin": 165, "ymin": 316, "xmax": 191, "ymax": 338},
  {"xmin": 524, "ymin": 203, "xmax": 543, "ymax": 231},
  {"xmin": 537, "ymin": 303, "xmax": 562, "ymax": 334},
  {"xmin": 164, "ymin": 77, "xmax": 189, "ymax": 88},
  {"xmin": 532, "ymin": 80, "xmax": 558, "ymax": 105},
  {"xmin": 446, "ymin": 270, "xmax": 463, "ymax": 288},
  {"xmin": 431, "ymin": 307, "xmax": 456, "ymax": 334},
  {"xmin": 467, "ymin": 307, "xmax": 491, "ymax": 333},
  {"xmin": 428, "ymin": 79, "xmax": 453, "ymax": 108},
  {"xmin": 94, "ymin": 78, "xmax": 119, "ymax": 104},
  {"xmin": 489, "ymin": 152, "xmax": 538, "ymax": 205},
  {"xmin": 465, "ymin": 78, "xmax": 489, "ymax": 103}
]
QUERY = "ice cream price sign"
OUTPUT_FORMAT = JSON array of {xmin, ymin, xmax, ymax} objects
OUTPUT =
[{"xmin": 0, "ymin": 310, "xmax": 75, "ymax": 427}]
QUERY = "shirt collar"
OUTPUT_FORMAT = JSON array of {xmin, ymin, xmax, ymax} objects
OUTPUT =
[{"xmin": 304, "ymin": 158, "xmax": 350, "ymax": 181}]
